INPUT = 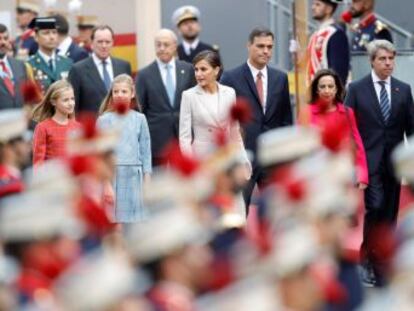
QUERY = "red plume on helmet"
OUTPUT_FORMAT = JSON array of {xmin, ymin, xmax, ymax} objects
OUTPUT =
[
  {"xmin": 320, "ymin": 116, "xmax": 349, "ymax": 153},
  {"xmin": 111, "ymin": 98, "xmax": 130, "ymax": 115},
  {"xmin": 230, "ymin": 97, "xmax": 252, "ymax": 124},
  {"xmin": 20, "ymin": 79, "xmax": 43, "ymax": 104},
  {"xmin": 163, "ymin": 139, "xmax": 200, "ymax": 177},
  {"xmin": 77, "ymin": 112, "xmax": 98, "ymax": 139}
]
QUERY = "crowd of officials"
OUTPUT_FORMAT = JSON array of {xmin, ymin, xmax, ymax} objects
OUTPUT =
[{"xmin": 1, "ymin": 0, "xmax": 414, "ymax": 310}]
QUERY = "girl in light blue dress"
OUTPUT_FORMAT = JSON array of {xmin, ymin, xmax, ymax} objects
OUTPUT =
[{"xmin": 97, "ymin": 74, "xmax": 151, "ymax": 223}]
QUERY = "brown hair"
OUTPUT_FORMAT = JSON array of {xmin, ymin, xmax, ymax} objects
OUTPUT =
[
  {"xmin": 309, "ymin": 69, "xmax": 344, "ymax": 104},
  {"xmin": 98, "ymin": 74, "xmax": 139, "ymax": 115},
  {"xmin": 91, "ymin": 25, "xmax": 114, "ymax": 41},
  {"xmin": 31, "ymin": 79, "xmax": 74, "ymax": 122}
]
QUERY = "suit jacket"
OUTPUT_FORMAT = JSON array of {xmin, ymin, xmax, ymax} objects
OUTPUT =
[
  {"xmin": 0, "ymin": 57, "xmax": 28, "ymax": 109},
  {"xmin": 345, "ymin": 74, "xmax": 414, "ymax": 174},
  {"xmin": 65, "ymin": 41, "xmax": 89, "ymax": 63},
  {"xmin": 27, "ymin": 52, "xmax": 73, "ymax": 94},
  {"xmin": 220, "ymin": 63, "xmax": 293, "ymax": 156},
  {"xmin": 68, "ymin": 56, "xmax": 132, "ymax": 113},
  {"xmin": 179, "ymin": 83, "xmax": 248, "ymax": 162},
  {"xmin": 177, "ymin": 41, "xmax": 219, "ymax": 63},
  {"xmin": 136, "ymin": 60, "xmax": 195, "ymax": 158}
]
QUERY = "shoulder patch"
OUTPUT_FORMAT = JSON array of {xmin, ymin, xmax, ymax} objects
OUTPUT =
[{"xmin": 375, "ymin": 20, "xmax": 388, "ymax": 33}]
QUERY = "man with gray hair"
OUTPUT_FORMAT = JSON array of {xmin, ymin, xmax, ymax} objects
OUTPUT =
[
  {"xmin": 135, "ymin": 29, "xmax": 195, "ymax": 166},
  {"xmin": 345, "ymin": 39, "xmax": 414, "ymax": 287}
]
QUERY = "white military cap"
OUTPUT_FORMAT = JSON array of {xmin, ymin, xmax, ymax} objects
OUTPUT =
[
  {"xmin": 0, "ymin": 161, "xmax": 82, "ymax": 242},
  {"xmin": 257, "ymin": 125, "xmax": 321, "ymax": 167},
  {"xmin": 55, "ymin": 250, "xmax": 143, "ymax": 311},
  {"xmin": 172, "ymin": 5, "xmax": 200, "ymax": 26},
  {"xmin": 16, "ymin": 0, "xmax": 40, "ymax": 13},
  {"xmin": 0, "ymin": 109, "xmax": 27, "ymax": 143},
  {"xmin": 126, "ymin": 206, "xmax": 210, "ymax": 263}
]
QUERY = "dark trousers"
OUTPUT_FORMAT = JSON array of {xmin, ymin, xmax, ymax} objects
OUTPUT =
[
  {"xmin": 361, "ymin": 157, "xmax": 401, "ymax": 284},
  {"xmin": 242, "ymin": 163, "xmax": 267, "ymax": 214}
]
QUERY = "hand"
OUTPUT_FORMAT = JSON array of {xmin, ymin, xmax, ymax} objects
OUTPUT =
[
  {"xmin": 143, "ymin": 173, "xmax": 151, "ymax": 185},
  {"xmin": 357, "ymin": 183, "xmax": 368, "ymax": 190},
  {"xmin": 289, "ymin": 39, "xmax": 300, "ymax": 53}
]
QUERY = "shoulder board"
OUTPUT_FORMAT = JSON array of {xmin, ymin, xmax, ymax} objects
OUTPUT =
[
  {"xmin": 375, "ymin": 20, "xmax": 388, "ymax": 33},
  {"xmin": 212, "ymin": 44, "xmax": 220, "ymax": 51}
]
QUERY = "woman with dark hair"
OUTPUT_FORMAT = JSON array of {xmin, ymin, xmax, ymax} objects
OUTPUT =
[
  {"xmin": 179, "ymin": 50, "xmax": 250, "ymax": 169},
  {"xmin": 308, "ymin": 69, "xmax": 368, "ymax": 188}
]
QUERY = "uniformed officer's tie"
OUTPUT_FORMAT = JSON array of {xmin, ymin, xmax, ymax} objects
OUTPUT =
[
  {"xmin": 256, "ymin": 71, "xmax": 264, "ymax": 109},
  {"xmin": 48, "ymin": 59, "xmax": 54, "ymax": 73},
  {"xmin": 165, "ymin": 64, "xmax": 175, "ymax": 107},
  {"xmin": 378, "ymin": 80, "xmax": 391, "ymax": 122},
  {"xmin": 0, "ymin": 60, "xmax": 15, "ymax": 96},
  {"xmin": 102, "ymin": 60, "xmax": 112, "ymax": 91}
]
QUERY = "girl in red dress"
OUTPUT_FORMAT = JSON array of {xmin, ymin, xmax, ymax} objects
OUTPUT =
[
  {"xmin": 308, "ymin": 69, "xmax": 368, "ymax": 188},
  {"xmin": 32, "ymin": 80, "xmax": 80, "ymax": 169}
]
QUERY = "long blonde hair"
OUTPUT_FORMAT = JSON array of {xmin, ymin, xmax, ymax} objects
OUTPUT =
[
  {"xmin": 31, "ymin": 80, "xmax": 74, "ymax": 122},
  {"xmin": 98, "ymin": 74, "xmax": 140, "ymax": 115}
]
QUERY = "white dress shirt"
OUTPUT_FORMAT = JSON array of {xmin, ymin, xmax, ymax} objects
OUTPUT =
[
  {"xmin": 371, "ymin": 70, "xmax": 392, "ymax": 106},
  {"xmin": 57, "ymin": 36, "xmax": 73, "ymax": 56},
  {"xmin": 247, "ymin": 60, "xmax": 268, "ymax": 112},
  {"xmin": 0, "ymin": 56, "xmax": 13, "ymax": 80},
  {"xmin": 92, "ymin": 53, "xmax": 114, "ymax": 81},
  {"xmin": 38, "ymin": 50, "xmax": 57, "ymax": 70},
  {"xmin": 156, "ymin": 58, "xmax": 176, "ymax": 90},
  {"xmin": 182, "ymin": 38, "xmax": 200, "ymax": 56}
]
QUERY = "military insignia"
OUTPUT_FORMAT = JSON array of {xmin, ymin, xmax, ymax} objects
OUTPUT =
[
  {"xmin": 181, "ymin": 70, "xmax": 185, "ymax": 74},
  {"xmin": 375, "ymin": 20, "xmax": 387, "ymax": 33},
  {"xmin": 36, "ymin": 58, "xmax": 41, "ymax": 63},
  {"xmin": 212, "ymin": 44, "xmax": 220, "ymax": 51},
  {"xmin": 359, "ymin": 33, "xmax": 371, "ymax": 47},
  {"xmin": 60, "ymin": 71, "xmax": 69, "ymax": 79}
]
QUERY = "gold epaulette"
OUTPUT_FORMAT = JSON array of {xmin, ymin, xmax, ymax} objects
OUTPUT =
[{"xmin": 375, "ymin": 20, "xmax": 388, "ymax": 34}]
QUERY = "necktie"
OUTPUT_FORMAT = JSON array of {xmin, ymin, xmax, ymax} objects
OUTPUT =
[
  {"xmin": 48, "ymin": 59, "xmax": 54, "ymax": 73},
  {"xmin": 256, "ymin": 71, "xmax": 264, "ymax": 108},
  {"xmin": 165, "ymin": 64, "xmax": 175, "ymax": 106},
  {"xmin": 102, "ymin": 60, "xmax": 111, "ymax": 91},
  {"xmin": 378, "ymin": 81, "xmax": 391, "ymax": 122},
  {"xmin": 0, "ymin": 61, "xmax": 15, "ymax": 96}
]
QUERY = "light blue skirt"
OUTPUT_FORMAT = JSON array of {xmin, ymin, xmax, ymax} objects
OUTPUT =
[{"xmin": 113, "ymin": 165, "xmax": 148, "ymax": 223}]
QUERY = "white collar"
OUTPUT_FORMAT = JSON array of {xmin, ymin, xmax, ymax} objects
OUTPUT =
[
  {"xmin": 182, "ymin": 37, "xmax": 200, "ymax": 51},
  {"xmin": 247, "ymin": 60, "xmax": 267, "ymax": 78},
  {"xmin": 319, "ymin": 18, "xmax": 335, "ymax": 29},
  {"xmin": 38, "ymin": 49, "xmax": 56, "ymax": 63},
  {"xmin": 92, "ymin": 53, "xmax": 111, "ymax": 66},
  {"xmin": 371, "ymin": 70, "xmax": 391, "ymax": 85},
  {"xmin": 156, "ymin": 57, "xmax": 175, "ymax": 68},
  {"xmin": 58, "ymin": 36, "xmax": 73, "ymax": 55}
]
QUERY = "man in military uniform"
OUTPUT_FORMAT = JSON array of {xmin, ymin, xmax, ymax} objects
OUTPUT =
[
  {"xmin": 76, "ymin": 15, "xmax": 99, "ymax": 53},
  {"xmin": 14, "ymin": 0, "xmax": 39, "ymax": 60},
  {"xmin": 341, "ymin": 0, "xmax": 392, "ymax": 52},
  {"xmin": 172, "ymin": 5, "xmax": 220, "ymax": 63},
  {"xmin": 27, "ymin": 17, "xmax": 72, "ymax": 94},
  {"xmin": 308, "ymin": 0, "xmax": 350, "ymax": 85}
]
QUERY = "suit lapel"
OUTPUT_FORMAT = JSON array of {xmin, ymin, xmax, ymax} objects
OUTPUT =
[
  {"xmin": 389, "ymin": 78, "xmax": 400, "ymax": 121},
  {"xmin": 112, "ymin": 58, "xmax": 122, "ymax": 77},
  {"xmin": 264, "ymin": 68, "xmax": 276, "ymax": 119},
  {"xmin": 174, "ymin": 61, "xmax": 187, "ymax": 110},
  {"xmin": 151, "ymin": 62, "xmax": 173, "ymax": 110},
  {"xmin": 6, "ymin": 58, "xmax": 18, "ymax": 95},
  {"xmin": 85, "ymin": 58, "xmax": 107, "ymax": 95},
  {"xmin": 242, "ymin": 63, "xmax": 263, "ymax": 113},
  {"xmin": 366, "ymin": 76, "xmax": 386, "ymax": 125}
]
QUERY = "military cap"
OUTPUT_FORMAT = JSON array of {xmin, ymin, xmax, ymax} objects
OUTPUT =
[
  {"xmin": 0, "ymin": 109, "xmax": 27, "ymax": 143},
  {"xmin": 67, "ymin": 126, "xmax": 119, "ymax": 156},
  {"xmin": 28, "ymin": 17, "xmax": 57, "ymax": 30},
  {"xmin": 257, "ymin": 125, "xmax": 321, "ymax": 167},
  {"xmin": 16, "ymin": 0, "xmax": 40, "ymax": 14},
  {"xmin": 76, "ymin": 15, "xmax": 99, "ymax": 28},
  {"xmin": 172, "ymin": 5, "xmax": 200, "ymax": 26}
]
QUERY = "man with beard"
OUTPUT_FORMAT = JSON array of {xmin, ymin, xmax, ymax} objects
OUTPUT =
[
  {"xmin": 172, "ymin": 5, "xmax": 220, "ymax": 63},
  {"xmin": 0, "ymin": 24, "xmax": 30, "ymax": 110},
  {"xmin": 307, "ymin": 0, "xmax": 350, "ymax": 86},
  {"xmin": 341, "ymin": 0, "xmax": 392, "ymax": 52}
]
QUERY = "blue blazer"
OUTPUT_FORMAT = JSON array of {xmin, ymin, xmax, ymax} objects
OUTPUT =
[
  {"xmin": 345, "ymin": 74, "xmax": 414, "ymax": 174},
  {"xmin": 66, "ymin": 42, "xmax": 89, "ymax": 63},
  {"xmin": 220, "ymin": 63, "xmax": 293, "ymax": 156}
]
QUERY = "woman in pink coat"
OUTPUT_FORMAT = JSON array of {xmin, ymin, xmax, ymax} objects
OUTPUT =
[{"xmin": 308, "ymin": 69, "xmax": 368, "ymax": 189}]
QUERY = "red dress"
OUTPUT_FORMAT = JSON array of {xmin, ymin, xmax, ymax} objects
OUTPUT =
[
  {"xmin": 309, "ymin": 102, "xmax": 369, "ymax": 185},
  {"xmin": 32, "ymin": 118, "xmax": 80, "ymax": 168}
]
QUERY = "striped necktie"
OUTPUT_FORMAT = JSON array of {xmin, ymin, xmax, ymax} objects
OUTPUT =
[{"xmin": 378, "ymin": 80, "xmax": 391, "ymax": 122}]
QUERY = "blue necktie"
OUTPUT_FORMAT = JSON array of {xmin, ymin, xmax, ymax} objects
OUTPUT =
[
  {"xmin": 165, "ymin": 64, "xmax": 175, "ymax": 106},
  {"xmin": 102, "ymin": 60, "xmax": 111, "ymax": 91},
  {"xmin": 378, "ymin": 81, "xmax": 391, "ymax": 122}
]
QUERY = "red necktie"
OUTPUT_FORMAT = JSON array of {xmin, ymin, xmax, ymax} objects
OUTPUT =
[
  {"xmin": 256, "ymin": 71, "xmax": 264, "ymax": 107},
  {"xmin": 0, "ymin": 61, "xmax": 15, "ymax": 97}
]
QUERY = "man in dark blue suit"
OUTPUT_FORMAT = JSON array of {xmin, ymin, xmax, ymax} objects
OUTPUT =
[
  {"xmin": 345, "ymin": 40, "xmax": 414, "ymax": 286},
  {"xmin": 54, "ymin": 14, "xmax": 88, "ymax": 63},
  {"xmin": 221, "ymin": 27, "xmax": 293, "ymax": 211}
]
